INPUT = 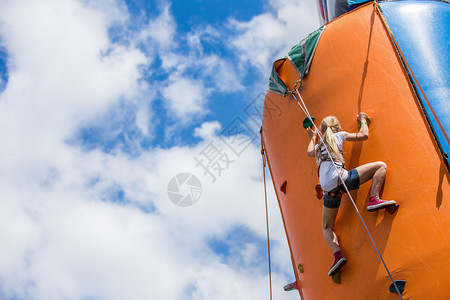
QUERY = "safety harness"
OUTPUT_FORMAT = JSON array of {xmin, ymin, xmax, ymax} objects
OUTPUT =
[{"xmin": 317, "ymin": 144, "xmax": 346, "ymax": 199}]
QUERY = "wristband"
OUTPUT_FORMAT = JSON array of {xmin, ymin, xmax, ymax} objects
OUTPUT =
[{"xmin": 360, "ymin": 122, "xmax": 367, "ymax": 125}]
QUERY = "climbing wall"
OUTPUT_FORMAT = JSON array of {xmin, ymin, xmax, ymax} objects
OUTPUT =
[{"xmin": 262, "ymin": 2, "xmax": 450, "ymax": 299}]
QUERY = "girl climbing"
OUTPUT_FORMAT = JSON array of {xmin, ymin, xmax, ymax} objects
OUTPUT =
[{"xmin": 306, "ymin": 113, "xmax": 397, "ymax": 276}]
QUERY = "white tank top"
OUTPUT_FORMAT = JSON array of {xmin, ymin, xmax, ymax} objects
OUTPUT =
[{"xmin": 315, "ymin": 131, "xmax": 349, "ymax": 192}]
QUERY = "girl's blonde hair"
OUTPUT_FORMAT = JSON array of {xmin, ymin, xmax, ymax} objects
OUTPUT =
[{"xmin": 315, "ymin": 116, "xmax": 344, "ymax": 165}]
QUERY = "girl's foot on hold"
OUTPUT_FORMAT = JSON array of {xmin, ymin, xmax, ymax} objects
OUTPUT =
[
  {"xmin": 367, "ymin": 196, "xmax": 396, "ymax": 212},
  {"xmin": 328, "ymin": 251, "xmax": 347, "ymax": 276}
]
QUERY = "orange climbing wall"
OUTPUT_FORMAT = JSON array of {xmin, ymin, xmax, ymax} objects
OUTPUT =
[{"xmin": 262, "ymin": 3, "xmax": 450, "ymax": 299}]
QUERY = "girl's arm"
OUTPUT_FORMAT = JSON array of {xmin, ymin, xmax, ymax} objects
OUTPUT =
[
  {"xmin": 306, "ymin": 128, "xmax": 317, "ymax": 157},
  {"xmin": 345, "ymin": 113, "xmax": 369, "ymax": 141}
]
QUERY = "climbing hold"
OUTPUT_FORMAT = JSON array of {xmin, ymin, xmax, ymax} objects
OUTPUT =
[
  {"xmin": 331, "ymin": 271, "xmax": 341, "ymax": 284},
  {"xmin": 303, "ymin": 116, "xmax": 315, "ymax": 129},
  {"xmin": 386, "ymin": 204, "xmax": 400, "ymax": 215},
  {"xmin": 315, "ymin": 184, "xmax": 323, "ymax": 199},
  {"xmin": 283, "ymin": 281, "xmax": 299, "ymax": 291},
  {"xmin": 389, "ymin": 280, "xmax": 406, "ymax": 294},
  {"xmin": 297, "ymin": 263, "xmax": 304, "ymax": 273},
  {"xmin": 280, "ymin": 180, "xmax": 287, "ymax": 194},
  {"xmin": 357, "ymin": 114, "xmax": 372, "ymax": 130}
]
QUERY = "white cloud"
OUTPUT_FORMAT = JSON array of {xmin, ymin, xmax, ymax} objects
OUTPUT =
[
  {"xmin": 194, "ymin": 121, "xmax": 221, "ymax": 139},
  {"xmin": 186, "ymin": 25, "xmax": 221, "ymax": 55},
  {"xmin": 229, "ymin": 0, "xmax": 320, "ymax": 75},
  {"xmin": 196, "ymin": 54, "xmax": 245, "ymax": 93},
  {"xmin": 162, "ymin": 74, "xmax": 208, "ymax": 122},
  {"xmin": 0, "ymin": 0, "xmax": 308, "ymax": 299},
  {"xmin": 135, "ymin": 5, "xmax": 247, "ymax": 126},
  {"xmin": 0, "ymin": 0, "xmax": 149, "ymax": 140},
  {"xmin": 135, "ymin": 104, "xmax": 152, "ymax": 137},
  {"xmin": 184, "ymin": 26, "xmax": 244, "ymax": 93},
  {"xmin": 139, "ymin": 4, "xmax": 176, "ymax": 51},
  {"xmin": 0, "ymin": 132, "xmax": 296, "ymax": 299}
]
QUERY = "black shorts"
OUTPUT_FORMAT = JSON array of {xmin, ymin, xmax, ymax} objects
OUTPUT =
[{"xmin": 323, "ymin": 169, "xmax": 361, "ymax": 209}]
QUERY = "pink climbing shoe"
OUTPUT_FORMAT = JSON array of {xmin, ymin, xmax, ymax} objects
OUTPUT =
[
  {"xmin": 328, "ymin": 251, "xmax": 347, "ymax": 276},
  {"xmin": 367, "ymin": 196, "xmax": 396, "ymax": 212}
]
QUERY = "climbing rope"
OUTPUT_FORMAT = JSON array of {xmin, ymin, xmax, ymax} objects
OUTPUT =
[
  {"xmin": 261, "ymin": 130, "xmax": 273, "ymax": 300},
  {"xmin": 291, "ymin": 86, "xmax": 404, "ymax": 299}
]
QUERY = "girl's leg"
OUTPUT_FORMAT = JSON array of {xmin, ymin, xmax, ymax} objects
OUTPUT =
[
  {"xmin": 322, "ymin": 206, "xmax": 341, "ymax": 253},
  {"xmin": 323, "ymin": 205, "xmax": 347, "ymax": 275},
  {"xmin": 355, "ymin": 161, "xmax": 387, "ymax": 197}
]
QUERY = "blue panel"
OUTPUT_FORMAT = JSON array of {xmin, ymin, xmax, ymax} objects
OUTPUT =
[{"xmin": 380, "ymin": 0, "xmax": 450, "ymax": 161}]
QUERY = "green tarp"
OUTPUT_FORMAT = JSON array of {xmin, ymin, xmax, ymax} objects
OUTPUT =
[{"xmin": 268, "ymin": 26, "xmax": 325, "ymax": 96}]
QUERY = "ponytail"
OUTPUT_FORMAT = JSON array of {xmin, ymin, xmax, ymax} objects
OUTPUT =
[{"xmin": 315, "ymin": 116, "xmax": 344, "ymax": 165}]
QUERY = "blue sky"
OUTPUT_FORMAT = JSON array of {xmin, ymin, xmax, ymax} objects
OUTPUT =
[
  {"xmin": 0, "ymin": 0, "xmax": 319, "ymax": 299},
  {"xmin": 65, "ymin": 1, "xmax": 270, "ymax": 153}
]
